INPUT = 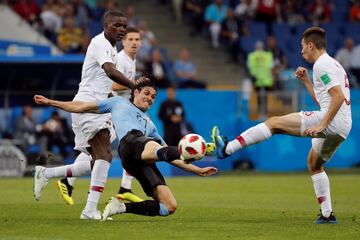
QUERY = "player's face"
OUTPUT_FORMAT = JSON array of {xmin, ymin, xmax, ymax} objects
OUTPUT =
[
  {"xmin": 122, "ymin": 32, "xmax": 141, "ymax": 55},
  {"xmin": 301, "ymin": 38, "xmax": 314, "ymax": 63},
  {"xmin": 104, "ymin": 16, "xmax": 127, "ymax": 44},
  {"xmin": 134, "ymin": 87, "xmax": 157, "ymax": 111}
]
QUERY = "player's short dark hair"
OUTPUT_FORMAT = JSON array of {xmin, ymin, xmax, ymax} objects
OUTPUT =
[
  {"xmin": 302, "ymin": 27, "xmax": 326, "ymax": 49},
  {"xmin": 103, "ymin": 10, "xmax": 125, "ymax": 25},
  {"xmin": 125, "ymin": 27, "xmax": 140, "ymax": 36},
  {"xmin": 129, "ymin": 75, "xmax": 158, "ymax": 103}
]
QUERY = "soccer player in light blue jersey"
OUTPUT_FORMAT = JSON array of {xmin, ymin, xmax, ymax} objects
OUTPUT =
[{"xmin": 34, "ymin": 77, "xmax": 217, "ymax": 220}]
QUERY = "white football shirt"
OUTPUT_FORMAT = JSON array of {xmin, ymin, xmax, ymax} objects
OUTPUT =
[
  {"xmin": 312, "ymin": 53, "xmax": 352, "ymax": 137},
  {"xmin": 112, "ymin": 49, "xmax": 136, "ymax": 98},
  {"xmin": 74, "ymin": 32, "xmax": 117, "ymax": 102}
]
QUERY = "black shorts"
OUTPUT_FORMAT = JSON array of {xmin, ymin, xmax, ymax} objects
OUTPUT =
[{"xmin": 118, "ymin": 130, "xmax": 166, "ymax": 197}]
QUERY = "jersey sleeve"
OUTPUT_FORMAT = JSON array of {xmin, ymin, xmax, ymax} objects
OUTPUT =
[
  {"xmin": 96, "ymin": 97, "xmax": 120, "ymax": 113},
  {"xmin": 314, "ymin": 61, "xmax": 340, "ymax": 91},
  {"xmin": 149, "ymin": 123, "xmax": 166, "ymax": 145},
  {"xmin": 91, "ymin": 40, "xmax": 115, "ymax": 67}
]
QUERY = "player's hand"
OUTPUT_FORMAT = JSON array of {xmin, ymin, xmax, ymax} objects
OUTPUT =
[
  {"xmin": 34, "ymin": 95, "xmax": 50, "ymax": 105},
  {"xmin": 294, "ymin": 67, "xmax": 309, "ymax": 81},
  {"xmin": 134, "ymin": 75, "xmax": 151, "ymax": 85},
  {"xmin": 197, "ymin": 167, "xmax": 218, "ymax": 177},
  {"xmin": 304, "ymin": 124, "xmax": 326, "ymax": 137}
]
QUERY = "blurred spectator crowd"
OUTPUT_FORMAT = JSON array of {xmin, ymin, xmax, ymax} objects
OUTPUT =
[
  {"xmin": 5, "ymin": 0, "xmax": 360, "ymax": 87},
  {"xmin": 4, "ymin": 0, "xmax": 207, "ymax": 89},
  {"xmin": 176, "ymin": 0, "xmax": 360, "ymax": 86},
  {"xmin": 2, "ymin": 105, "xmax": 74, "ymax": 164}
]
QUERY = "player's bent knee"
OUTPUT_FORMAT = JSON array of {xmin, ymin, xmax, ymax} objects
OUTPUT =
[
  {"xmin": 265, "ymin": 116, "xmax": 284, "ymax": 133},
  {"xmin": 265, "ymin": 117, "xmax": 277, "ymax": 129},
  {"xmin": 93, "ymin": 152, "xmax": 112, "ymax": 162}
]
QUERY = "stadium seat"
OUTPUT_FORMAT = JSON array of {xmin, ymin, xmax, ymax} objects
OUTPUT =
[
  {"xmin": 272, "ymin": 22, "xmax": 292, "ymax": 37},
  {"xmin": 247, "ymin": 21, "xmax": 268, "ymax": 40},
  {"xmin": 320, "ymin": 23, "xmax": 342, "ymax": 36},
  {"xmin": 87, "ymin": 21, "xmax": 103, "ymax": 39},
  {"xmin": 272, "ymin": 22, "xmax": 293, "ymax": 52},
  {"xmin": 294, "ymin": 23, "xmax": 313, "ymax": 37},
  {"xmin": 288, "ymin": 35, "xmax": 302, "ymax": 54},
  {"xmin": 344, "ymin": 23, "xmax": 360, "ymax": 44},
  {"xmin": 287, "ymin": 52, "xmax": 307, "ymax": 69},
  {"xmin": 240, "ymin": 36, "xmax": 266, "ymax": 53}
]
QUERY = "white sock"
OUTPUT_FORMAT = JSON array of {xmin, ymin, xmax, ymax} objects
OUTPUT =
[
  {"xmin": 226, "ymin": 123, "xmax": 272, "ymax": 155},
  {"xmin": 67, "ymin": 177, "xmax": 76, "ymax": 187},
  {"xmin": 43, "ymin": 161, "xmax": 91, "ymax": 179},
  {"xmin": 311, "ymin": 171, "xmax": 332, "ymax": 218},
  {"xmin": 121, "ymin": 169, "xmax": 134, "ymax": 190},
  {"xmin": 67, "ymin": 152, "xmax": 92, "ymax": 186},
  {"xmin": 84, "ymin": 160, "xmax": 110, "ymax": 212}
]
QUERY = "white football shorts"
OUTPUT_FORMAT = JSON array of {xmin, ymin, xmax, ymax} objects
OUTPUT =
[
  {"xmin": 299, "ymin": 110, "xmax": 350, "ymax": 161},
  {"xmin": 71, "ymin": 112, "xmax": 116, "ymax": 155}
]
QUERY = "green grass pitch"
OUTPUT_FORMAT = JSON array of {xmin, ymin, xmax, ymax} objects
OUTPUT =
[{"xmin": 0, "ymin": 172, "xmax": 359, "ymax": 240}]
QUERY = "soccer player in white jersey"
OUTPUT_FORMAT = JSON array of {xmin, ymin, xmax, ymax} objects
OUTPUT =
[
  {"xmin": 212, "ymin": 27, "xmax": 351, "ymax": 224},
  {"xmin": 33, "ymin": 10, "xmax": 140, "ymax": 220},
  {"xmin": 55, "ymin": 27, "xmax": 144, "ymax": 204}
]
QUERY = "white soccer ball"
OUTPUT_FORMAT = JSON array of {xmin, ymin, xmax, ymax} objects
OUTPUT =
[{"xmin": 178, "ymin": 133, "xmax": 206, "ymax": 163}]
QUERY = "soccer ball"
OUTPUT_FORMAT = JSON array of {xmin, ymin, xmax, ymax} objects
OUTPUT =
[{"xmin": 178, "ymin": 133, "xmax": 206, "ymax": 163}]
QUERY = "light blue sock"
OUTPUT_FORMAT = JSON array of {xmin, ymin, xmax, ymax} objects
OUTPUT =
[{"xmin": 159, "ymin": 203, "xmax": 169, "ymax": 216}]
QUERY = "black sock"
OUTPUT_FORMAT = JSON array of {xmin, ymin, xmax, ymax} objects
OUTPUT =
[
  {"xmin": 124, "ymin": 200, "xmax": 160, "ymax": 216},
  {"xmin": 156, "ymin": 146, "xmax": 180, "ymax": 163},
  {"xmin": 118, "ymin": 186, "xmax": 131, "ymax": 194},
  {"xmin": 60, "ymin": 178, "xmax": 73, "ymax": 196}
]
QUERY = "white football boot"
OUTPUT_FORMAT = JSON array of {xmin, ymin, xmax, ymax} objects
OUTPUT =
[
  {"xmin": 101, "ymin": 197, "xmax": 126, "ymax": 221},
  {"xmin": 81, "ymin": 209, "xmax": 113, "ymax": 221},
  {"xmin": 33, "ymin": 166, "xmax": 48, "ymax": 201}
]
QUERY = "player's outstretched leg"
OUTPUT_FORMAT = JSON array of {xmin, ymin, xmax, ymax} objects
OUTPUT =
[
  {"xmin": 212, "ymin": 122, "xmax": 273, "ymax": 158},
  {"xmin": 33, "ymin": 166, "xmax": 49, "ymax": 201},
  {"xmin": 211, "ymin": 126, "xmax": 229, "ymax": 159},
  {"xmin": 57, "ymin": 178, "xmax": 74, "ymax": 205},
  {"xmin": 102, "ymin": 197, "xmax": 170, "ymax": 221},
  {"xmin": 56, "ymin": 152, "xmax": 92, "ymax": 205}
]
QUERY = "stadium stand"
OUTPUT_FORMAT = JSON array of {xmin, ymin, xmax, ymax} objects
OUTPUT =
[{"xmin": 1, "ymin": 0, "xmax": 360, "ymax": 174}]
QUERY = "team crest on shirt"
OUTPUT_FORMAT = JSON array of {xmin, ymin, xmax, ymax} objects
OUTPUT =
[{"xmin": 320, "ymin": 73, "xmax": 331, "ymax": 85}]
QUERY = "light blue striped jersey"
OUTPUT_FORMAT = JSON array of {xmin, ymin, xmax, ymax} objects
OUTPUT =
[{"xmin": 96, "ymin": 96, "xmax": 165, "ymax": 144}]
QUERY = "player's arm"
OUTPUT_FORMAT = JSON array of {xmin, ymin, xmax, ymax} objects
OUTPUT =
[
  {"xmin": 34, "ymin": 95, "xmax": 99, "ymax": 113},
  {"xmin": 102, "ymin": 62, "xmax": 134, "ymax": 88},
  {"xmin": 294, "ymin": 67, "xmax": 319, "ymax": 106},
  {"xmin": 170, "ymin": 159, "xmax": 218, "ymax": 177},
  {"xmin": 112, "ymin": 82, "xmax": 128, "ymax": 91},
  {"xmin": 304, "ymin": 86, "xmax": 344, "ymax": 136}
]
